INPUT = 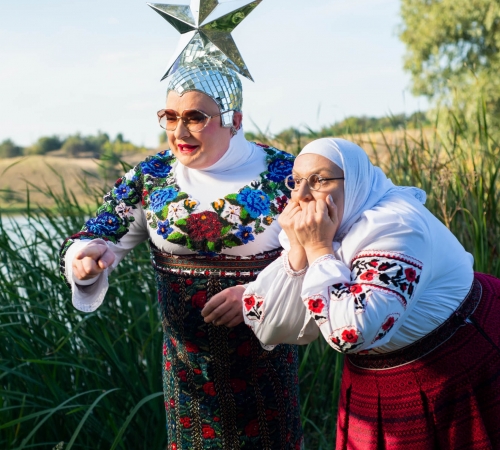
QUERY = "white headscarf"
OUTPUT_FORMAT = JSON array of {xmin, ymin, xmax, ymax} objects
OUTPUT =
[{"xmin": 296, "ymin": 138, "xmax": 426, "ymax": 240}]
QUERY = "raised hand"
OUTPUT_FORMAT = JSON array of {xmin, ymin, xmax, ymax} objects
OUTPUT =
[
  {"xmin": 201, "ymin": 285, "xmax": 246, "ymax": 328},
  {"xmin": 294, "ymin": 195, "xmax": 339, "ymax": 263},
  {"xmin": 72, "ymin": 239, "xmax": 116, "ymax": 281}
]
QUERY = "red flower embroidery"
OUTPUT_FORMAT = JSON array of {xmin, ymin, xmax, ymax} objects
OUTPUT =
[
  {"xmin": 163, "ymin": 343, "xmax": 167, "ymax": 356},
  {"xmin": 180, "ymin": 417, "xmax": 191, "ymax": 428},
  {"xmin": 243, "ymin": 295, "xmax": 256, "ymax": 311},
  {"xmin": 379, "ymin": 263, "xmax": 391, "ymax": 271},
  {"xmin": 186, "ymin": 279, "xmax": 193, "ymax": 286},
  {"xmin": 170, "ymin": 337, "xmax": 177, "ymax": 347},
  {"xmin": 191, "ymin": 290, "xmax": 207, "ymax": 308},
  {"xmin": 369, "ymin": 260, "xmax": 378, "ymax": 267},
  {"xmin": 308, "ymin": 298, "xmax": 324, "ymax": 313},
  {"xmin": 360, "ymin": 270, "xmax": 377, "ymax": 281},
  {"xmin": 165, "ymin": 361, "xmax": 171, "ymax": 371},
  {"xmin": 341, "ymin": 329, "xmax": 359, "ymax": 343},
  {"xmin": 203, "ymin": 382, "xmax": 217, "ymax": 396},
  {"xmin": 331, "ymin": 336, "xmax": 340, "ymax": 345},
  {"xmin": 237, "ymin": 341, "xmax": 251, "ymax": 357},
  {"xmin": 382, "ymin": 316, "xmax": 395, "ymax": 331},
  {"xmin": 178, "ymin": 370, "xmax": 187, "ymax": 382},
  {"xmin": 186, "ymin": 211, "xmax": 222, "ymax": 242},
  {"xmin": 230, "ymin": 379, "xmax": 247, "ymax": 393},
  {"xmin": 349, "ymin": 284, "xmax": 363, "ymax": 294},
  {"xmin": 171, "ymin": 443, "xmax": 177, "ymax": 450},
  {"xmin": 405, "ymin": 268, "xmax": 417, "ymax": 282},
  {"xmin": 185, "ymin": 341, "xmax": 199, "ymax": 353},
  {"xmin": 287, "ymin": 352, "xmax": 294, "ymax": 363},
  {"xmin": 193, "ymin": 368, "xmax": 202, "ymax": 375},
  {"xmin": 169, "ymin": 398, "xmax": 175, "ymax": 409},
  {"xmin": 202, "ymin": 424, "xmax": 216, "ymax": 439},
  {"xmin": 170, "ymin": 283, "xmax": 180, "ymax": 293},
  {"xmin": 276, "ymin": 195, "xmax": 288, "ymax": 213},
  {"xmin": 245, "ymin": 419, "xmax": 259, "ymax": 437},
  {"xmin": 213, "ymin": 416, "xmax": 220, "ymax": 422}
]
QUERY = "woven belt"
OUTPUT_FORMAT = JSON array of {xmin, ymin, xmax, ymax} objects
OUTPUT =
[
  {"xmin": 150, "ymin": 242, "xmax": 282, "ymax": 279},
  {"xmin": 348, "ymin": 278, "xmax": 483, "ymax": 370}
]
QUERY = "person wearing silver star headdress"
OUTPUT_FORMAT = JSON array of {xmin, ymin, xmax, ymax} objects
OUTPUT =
[{"xmin": 59, "ymin": 1, "xmax": 305, "ymax": 448}]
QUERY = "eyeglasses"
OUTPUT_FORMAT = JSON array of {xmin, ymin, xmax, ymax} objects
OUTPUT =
[
  {"xmin": 284, "ymin": 173, "xmax": 345, "ymax": 191},
  {"xmin": 157, "ymin": 109, "xmax": 231, "ymax": 132}
]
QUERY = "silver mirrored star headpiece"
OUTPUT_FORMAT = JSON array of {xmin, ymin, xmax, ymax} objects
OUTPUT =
[{"xmin": 148, "ymin": 0, "xmax": 261, "ymax": 127}]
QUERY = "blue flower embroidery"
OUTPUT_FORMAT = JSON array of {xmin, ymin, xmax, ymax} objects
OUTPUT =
[
  {"xmin": 141, "ymin": 158, "xmax": 172, "ymax": 178},
  {"xmin": 85, "ymin": 212, "xmax": 121, "ymax": 236},
  {"xmin": 157, "ymin": 220, "xmax": 174, "ymax": 239},
  {"xmin": 235, "ymin": 225, "xmax": 255, "ymax": 244},
  {"xmin": 236, "ymin": 187, "xmax": 271, "ymax": 219},
  {"xmin": 266, "ymin": 158, "xmax": 294, "ymax": 182},
  {"xmin": 149, "ymin": 188, "xmax": 177, "ymax": 213},
  {"xmin": 114, "ymin": 182, "xmax": 131, "ymax": 200}
]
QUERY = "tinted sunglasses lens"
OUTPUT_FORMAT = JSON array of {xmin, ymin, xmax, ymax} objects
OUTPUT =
[
  {"xmin": 164, "ymin": 110, "xmax": 179, "ymax": 131},
  {"xmin": 182, "ymin": 110, "xmax": 208, "ymax": 132}
]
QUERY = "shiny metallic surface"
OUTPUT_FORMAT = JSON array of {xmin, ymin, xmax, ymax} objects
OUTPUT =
[
  {"xmin": 148, "ymin": 0, "xmax": 261, "ymax": 81},
  {"xmin": 166, "ymin": 34, "xmax": 242, "ymax": 127}
]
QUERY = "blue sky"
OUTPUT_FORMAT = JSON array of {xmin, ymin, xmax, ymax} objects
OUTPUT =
[{"xmin": 0, "ymin": 0, "xmax": 427, "ymax": 148}]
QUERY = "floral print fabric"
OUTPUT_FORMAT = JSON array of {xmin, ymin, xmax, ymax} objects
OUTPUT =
[{"xmin": 159, "ymin": 271, "xmax": 303, "ymax": 449}]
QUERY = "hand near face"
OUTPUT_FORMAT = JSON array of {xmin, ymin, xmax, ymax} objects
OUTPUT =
[
  {"xmin": 294, "ymin": 195, "xmax": 339, "ymax": 263},
  {"xmin": 72, "ymin": 239, "xmax": 116, "ymax": 281},
  {"xmin": 278, "ymin": 200, "xmax": 303, "ymax": 246},
  {"xmin": 201, "ymin": 285, "xmax": 246, "ymax": 328}
]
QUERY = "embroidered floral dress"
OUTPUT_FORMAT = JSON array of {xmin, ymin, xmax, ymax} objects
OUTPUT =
[
  {"xmin": 60, "ymin": 140, "xmax": 303, "ymax": 450},
  {"xmin": 243, "ymin": 189, "xmax": 474, "ymax": 354}
]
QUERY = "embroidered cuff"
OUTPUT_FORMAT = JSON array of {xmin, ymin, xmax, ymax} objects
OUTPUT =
[
  {"xmin": 282, "ymin": 250, "xmax": 308, "ymax": 277},
  {"xmin": 309, "ymin": 253, "xmax": 337, "ymax": 270}
]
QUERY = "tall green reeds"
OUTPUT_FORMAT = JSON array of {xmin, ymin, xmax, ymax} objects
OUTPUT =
[{"xmin": 1, "ymin": 110, "xmax": 499, "ymax": 449}]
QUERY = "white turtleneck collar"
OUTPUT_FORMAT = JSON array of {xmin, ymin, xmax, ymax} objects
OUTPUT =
[{"xmin": 197, "ymin": 126, "xmax": 255, "ymax": 174}]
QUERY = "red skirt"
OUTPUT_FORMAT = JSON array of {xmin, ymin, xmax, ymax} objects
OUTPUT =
[{"xmin": 337, "ymin": 273, "xmax": 500, "ymax": 449}]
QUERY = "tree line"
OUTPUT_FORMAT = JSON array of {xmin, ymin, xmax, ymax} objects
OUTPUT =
[{"xmin": 0, "ymin": 132, "xmax": 148, "ymax": 159}]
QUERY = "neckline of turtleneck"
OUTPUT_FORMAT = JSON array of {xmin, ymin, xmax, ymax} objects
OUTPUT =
[{"xmin": 186, "ymin": 127, "xmax": 255, "ymax": 174}]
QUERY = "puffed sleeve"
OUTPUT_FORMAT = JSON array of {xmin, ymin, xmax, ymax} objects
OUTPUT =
[
  {"xmin": 242, "ymin": 250, "xmax": 320, "ymax": 347},
  {"xmin": 59, "ymin": 165, "xmax": 149, "ymax": 312},
  {"xmin": 301, "ymin": 209, "xmax": 430, "ymax": 354}
]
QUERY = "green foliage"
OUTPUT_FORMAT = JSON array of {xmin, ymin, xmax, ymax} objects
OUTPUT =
[
  {"xmin": 0, "ymin": 139, "xmax": 23, "ymax": 158},
  {"xmin": 31, "ymin": 136, "xmax": 64, "ymax": 155},
  {"xmin": 400, "ymin": 0, "xmax": 500, "ymax": 128},
  {"xmin": 317, "ymin": 112, "xmax": 430, "ymax": 137}
]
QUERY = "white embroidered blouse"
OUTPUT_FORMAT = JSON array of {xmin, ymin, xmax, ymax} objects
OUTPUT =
[{"xmin": 243, "ymin": 141, "xmax": 474, "ymax": 354}]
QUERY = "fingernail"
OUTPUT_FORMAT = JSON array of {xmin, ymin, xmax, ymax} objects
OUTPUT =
[{"xmin": 328, "ymin": 195, "xmax": 333, "ymax": 202}]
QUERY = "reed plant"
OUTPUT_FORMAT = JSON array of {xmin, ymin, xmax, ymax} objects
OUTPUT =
[{"xmin": 1, "ymin": 109, "xmax": 499, "ymax": 449}]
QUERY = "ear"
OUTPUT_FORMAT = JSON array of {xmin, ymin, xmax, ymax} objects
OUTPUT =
[{"xmin": 232, "ymin": 111, "xmax": 243, "ymax": 130}]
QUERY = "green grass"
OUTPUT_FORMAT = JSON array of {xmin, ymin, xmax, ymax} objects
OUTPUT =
[{"xmin": 1, "ymin": 109, "xmax": 499, "ymax": 449}]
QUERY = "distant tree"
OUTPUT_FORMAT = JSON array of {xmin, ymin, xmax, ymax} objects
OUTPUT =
[
  {"xmin": 0, "ymin": 139, "xmax": 23, "ymax": 158},
  {"xmin": 62, "ymin": 135, "xmax": 88, "ymax": 157},
  {"xmin": 34, "ymin": 136, "xmax": 63, "ymax": 154},
  {"xmin": 400, "ymin": 0, "xmax": 500, "ymax": 124}
]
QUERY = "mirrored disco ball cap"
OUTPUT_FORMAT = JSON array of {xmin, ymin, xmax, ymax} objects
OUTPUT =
[{"xmin": 148, "ymin": 0, "xmax": 262, "ymax": 127}]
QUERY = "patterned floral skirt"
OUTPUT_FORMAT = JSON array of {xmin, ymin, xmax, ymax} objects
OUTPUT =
[
  {"xmin": 151, "ymin": 245, "xmax": 303, "ymax": 450},
  {"xmin": 337, "ymin": 273, "xmax": 500, "ymax": 449}
]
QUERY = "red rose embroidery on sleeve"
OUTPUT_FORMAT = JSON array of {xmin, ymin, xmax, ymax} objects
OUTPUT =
[{"xmin": 341, "ymin": 329, "xmax": 359, "ymax": 343}]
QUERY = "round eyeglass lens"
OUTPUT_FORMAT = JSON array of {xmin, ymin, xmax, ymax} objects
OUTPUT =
[{"xmin": 284, "ymin": 174, "xmax": 297, "ymax": 190}]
